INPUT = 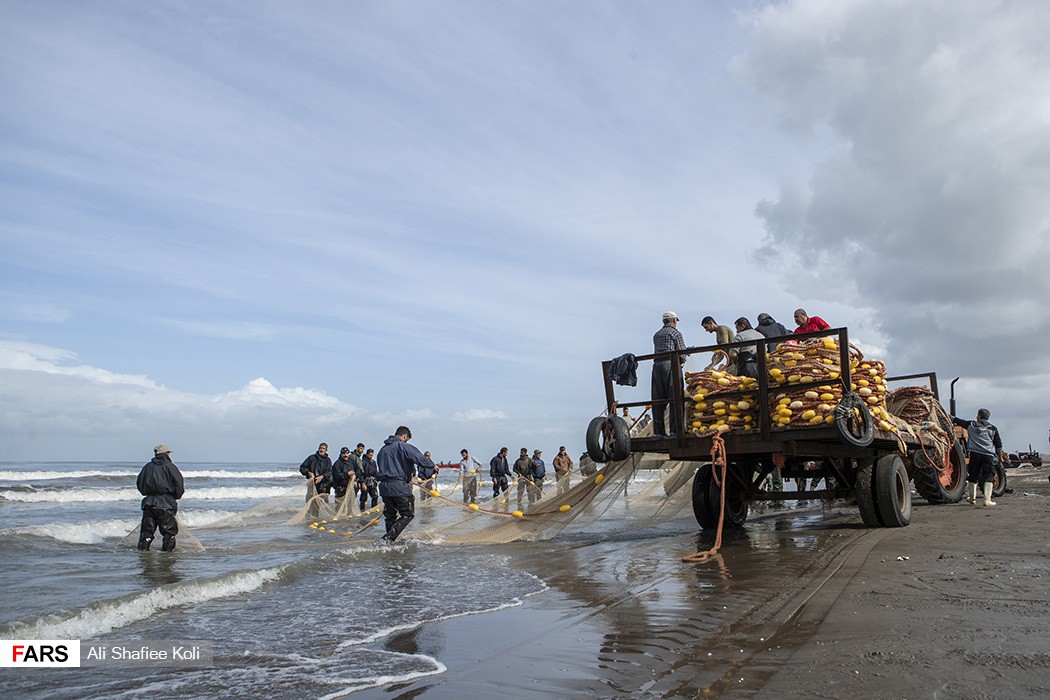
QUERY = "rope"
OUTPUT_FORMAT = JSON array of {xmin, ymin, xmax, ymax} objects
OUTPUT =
[{"xmin": 682, "ymin": 434, "xmax": 728, "ymax": 564}]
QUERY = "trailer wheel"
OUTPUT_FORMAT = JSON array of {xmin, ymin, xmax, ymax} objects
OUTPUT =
[
  {"xmin": 708, "ymin": 469, "xmax": 748, "ymax": 529},
  {"xmin": 992, "ymin": 462, "xmax": 1008, "ymax": 497},
  {"xmin": 854, "ymin": 459, "xmax": 882, "ymax": 527},
  {"xmin": 691, "ymin": 465, "xmax": 717, "ymax": 529},
  {"xmin": 874, "ymin": 453, "xmax": 911, "ymax": 527},
  {"xmin": 1032, "ymin": 458, "xmax": 1044, "ymax": 468},
  {"xmin": 834, "ymin": 393, "xmax": 874, "ymax": 448},
  {"xmin": 913, "ymin": 439, "xmax": 967, "ymax": 504}
]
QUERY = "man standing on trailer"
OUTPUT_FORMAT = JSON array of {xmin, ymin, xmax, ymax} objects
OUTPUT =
[
  {"xmin": 377, "ymin": 426, "xmax": 434, "ymax": 542},
  {"xmin": 732, "ymin": 317, "xmax": 765, "ymax": 379},
  {"xmin": 653, "ymin": 311, "xmax": 686, "ymax": 436},
  {"xmin": 953, "ymin": 408, "xmax": 1005, "ymax": 506},
  {"xmin": 756, "ymin": 312, "xmax": 790, "ymax": 350},
  {"xmin": 702, "ymin": 315, "xmax": 735, "ymax": 374},
  {"xmin": 793, "ymin": 308, "xmax": 831, "ymax": 335}
]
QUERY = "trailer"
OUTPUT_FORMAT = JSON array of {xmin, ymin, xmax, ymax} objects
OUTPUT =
[{"xmin": 586, "ymin": 327, "xmax": 966, "ymax": 529}]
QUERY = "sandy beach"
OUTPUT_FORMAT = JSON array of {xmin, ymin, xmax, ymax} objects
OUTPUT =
[{"xmin": 367, "ymin": 465, "xmax": 1050, "ymax": 698}]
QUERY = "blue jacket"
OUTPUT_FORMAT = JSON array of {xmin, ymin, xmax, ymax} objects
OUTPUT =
[
  {"xmin": 490, "ymin": 454, "xmax": 511, "ymax": 478},
  {"xmin": 377, "ymin": 435, "xmax": 434, "ymax": 498},
  {"xmin": 531, "ymin": 458, "xmax": 546, "ymax": 480}
]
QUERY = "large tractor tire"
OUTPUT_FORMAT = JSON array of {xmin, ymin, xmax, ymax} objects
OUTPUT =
[
  {"xmin": 913, "ymin": 440, "xmax": 967, "ymax": 504},
  {"xmin": 992, "ymin": 462, "xmax": 1008, "ymax": 498},
  {"xmin": 854, "ymin": 459, "xmax": 882, "ymax": 528},
  {"xmin": 874, "ymin": 453, "xmax": 912, "ymax": 527},
  {"xmin": 691, "ymin": 465, "xmax": 717, "ymax": 529}
]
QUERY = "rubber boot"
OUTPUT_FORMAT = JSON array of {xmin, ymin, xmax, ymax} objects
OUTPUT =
[
  {"xmin": 982, "ymin": 482, "xmax": 996, "ymax": 507},
  {"xmin": 967, "ymin": 483, "xmax": 978, "ymax": 504}
]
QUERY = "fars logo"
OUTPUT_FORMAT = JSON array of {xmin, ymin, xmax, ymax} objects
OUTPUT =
[{"xmin": 0, "ymin": 640, "xmax": 81, "ymax": 667}]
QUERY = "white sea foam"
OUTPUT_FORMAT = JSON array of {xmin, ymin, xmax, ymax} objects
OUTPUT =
[
  {"xmin": 0, "ymin": 486, "xmax": 290, "ymax": 503},
  {"xmin": 0, "ymin": 510, "xmax": 237, "ymax": 544},
  {"xmin": 318, "ymin": 650, "xmax": 447, "ymax": 699},
  {"xmin": 0, "ymin": 469, "xmax": 295, "ymax": 481},
  {"xmin": 6, "ymin": 567, "xmax": 284, "ymax": 639}
]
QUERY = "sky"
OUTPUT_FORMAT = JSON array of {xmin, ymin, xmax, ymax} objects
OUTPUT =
[{"xmin": 1, "ymin": 0, "xmax": 1047, "ymax": 463}]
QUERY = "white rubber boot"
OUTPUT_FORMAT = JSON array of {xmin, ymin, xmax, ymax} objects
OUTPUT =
[
  {"xmin": 982, "ymin": 482, "xmax": 996, "ymax": 507},
  {"xmin": 967, "ymin": 483, "xmax": 978, "ymax": 504}
]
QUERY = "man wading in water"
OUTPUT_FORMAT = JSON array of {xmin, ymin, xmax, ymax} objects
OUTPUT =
[
  {"xmin": 377, "ymin": 426, "xmax": 435, "ymax": 543},
  {"xmin": 136, "ymin": 444, "xmax": 185, "ymax": 551}
]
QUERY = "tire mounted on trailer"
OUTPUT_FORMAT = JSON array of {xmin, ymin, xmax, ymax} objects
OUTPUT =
[
  {"xmin": 691, "ymin": 464, "xmax": 717, "ymax": 529},
  {"xmin": 854, "ymin": 458, "xmax": 882, "ymax": 528}
]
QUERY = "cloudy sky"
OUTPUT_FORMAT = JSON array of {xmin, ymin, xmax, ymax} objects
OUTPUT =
[{"xmin": 1, "ymin": 0, "xmax": 1047, "ymax": 462}]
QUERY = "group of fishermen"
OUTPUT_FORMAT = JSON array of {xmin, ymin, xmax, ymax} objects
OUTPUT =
[{"xmin": 298, "ymin": 442, "xmax": 382, "ymax": 510}]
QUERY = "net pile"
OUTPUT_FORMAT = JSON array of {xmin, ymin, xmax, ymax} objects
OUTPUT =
[
  {"xmin": 885, "ymin": 386, "xmax": 954, "ymax": 462},
  {"xmin": 686, "ymin": 337, "xmax": 897, "ymax": 435}
]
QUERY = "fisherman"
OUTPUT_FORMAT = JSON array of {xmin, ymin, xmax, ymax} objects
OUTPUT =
[
  {"xmin": 349, "ymin": 443, "xmax": 365, "ymax": 499},
  {"xmin": 459, "ymin": 449, "xmax": 482, "ymax": 504},
  {"xmin": 359, "ymin": 448, "xmax": 380, "ymax": 509},
  {"xmin": 580, "ymin": 452, "xmax": 598, "ymax": 476},
  {"xmin": 514, "ymin": 447, "xmax": 534, "ymax": 504},
  {"xmin": 702, "ymin": 315, "xmax": 736, "ymax": 374},
  {"xmin": 331, "ymin": 447, "xmax": 356, "ymax": 501},
  {"xmin": 530, "ymin": 450, "xmax": 546, "ymax": 504},
  {"xmin": 653, "ymin": 311, "xmax": 686, "ymax": 436},
  {"xmin": 732, "ymin": 317, "xmax": 765, "ymax": 379},
  {"xmin": 377, "ymin": 426, "xmax": 434, "ymax": 542},
  {"xmin": 552, "ymin": 446, "xmax": 574, "ymax": 494},
  {"xmin": 793, "ymin": 308, "xmax": 831, "ymax": 335},
  {"xmin": 136, "ymin": 444, "xmax": 185, "ymax": 552},
  {"xmin": 953, "ymin": 408, "xmax": 1004, "ymax": 506},
  {"xmin": 490, "ymin": 447, "xmax": 511, "ymax": 499},
  {"xmin": 755, "ymin": 312, "xmax": 790, "ymax": 351},
  {"xmin": 298, "ymin": 442, "xmax": 333, "ymax": 499},
  {"xmin": 418, "ymin": 451, "xmax": 437, "ymax": 501}
]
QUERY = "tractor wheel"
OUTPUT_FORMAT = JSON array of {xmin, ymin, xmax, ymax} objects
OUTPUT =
[
  {"xmin": 992, "ymin": 462, "xmax": 1008, "ymax": 498},
  {"xmin": 874, "ymin": 453, "xmax": 912, "ymax": 527},
  {"xmin": 913, "ymin": 440, "xmax": 967, "ymax": 504},
  {"xmin": 854, "ymin": 459, "xmax": 882, "ymax": 528}
]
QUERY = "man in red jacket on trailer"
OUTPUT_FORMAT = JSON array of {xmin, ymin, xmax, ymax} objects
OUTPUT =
[{"xmin": 793, "ymin": 308, "xmax": 831, "ymax": 335}]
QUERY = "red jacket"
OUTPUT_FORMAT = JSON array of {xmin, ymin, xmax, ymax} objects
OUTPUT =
[{"xmin": 794, "ymin": 316, "xmax": 830, "ymax": 334}]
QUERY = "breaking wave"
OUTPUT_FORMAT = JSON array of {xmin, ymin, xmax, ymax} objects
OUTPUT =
[
  {"xmin": 0, "ymin": 469, "xmax": 295, "ymax": 482},
  {"xmin": 0, "ymin": 486, "xmax": 290, "ymax": 503},
  {"xmin": 0, "ymin": 510, "xmax": 236, "ymax": 544}
]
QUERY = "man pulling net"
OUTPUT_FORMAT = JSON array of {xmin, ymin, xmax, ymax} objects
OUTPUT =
[
  {"xmin": 377, "ymin": 425, "xmax": 434, "ymax": 543},
  {"xmin": 136, "ymin": 444, "xmax": 185, "ymax": 552}
]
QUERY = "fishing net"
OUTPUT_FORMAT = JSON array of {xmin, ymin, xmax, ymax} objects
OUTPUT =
[{"xmin": 118, "ymin": 523, "xmax": 205, "ymax": 552}]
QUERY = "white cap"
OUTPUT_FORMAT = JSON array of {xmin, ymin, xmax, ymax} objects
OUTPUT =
[{"xmin": 662, "ymin": 311, "xmax": 679, "ymax": 322}]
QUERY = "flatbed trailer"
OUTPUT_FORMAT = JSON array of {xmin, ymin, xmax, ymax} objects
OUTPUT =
[{"xmin": 587, "ymin": 327, "xmax": 967, "ymax": 529}]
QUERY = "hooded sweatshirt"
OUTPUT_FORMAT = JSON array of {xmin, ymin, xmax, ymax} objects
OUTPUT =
[
  {"xmin": 490, "ymin": 454, "xmax": 511, "ymax": 478},
  {"xmin": 756, "ymin": 316, "xmax": 790, "ymax": 349},
  {"xmin": 377, "ymin": 435, "xmax": 434, "ymax": 497},
  {"xmin": 953, "ymin": 417, "xmax": 1002, "ymax": 457},
  {"xmin": 136, "ymin": 453, "xmax": 185, "ymax": 511}
]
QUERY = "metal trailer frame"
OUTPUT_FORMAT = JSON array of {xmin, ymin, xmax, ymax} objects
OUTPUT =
[{"xmin": 595, "ymin": 327, "xmax": 962, "ymax": 528}]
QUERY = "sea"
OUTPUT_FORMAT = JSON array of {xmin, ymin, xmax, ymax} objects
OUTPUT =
[{"xmin": 0, "ymin": 461, "xmax": 549, "ymax": 698}]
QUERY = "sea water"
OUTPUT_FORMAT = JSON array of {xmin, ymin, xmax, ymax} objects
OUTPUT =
[{"xmin": 0, "ymin": 462, "xmax": 546, "ymax": 698}]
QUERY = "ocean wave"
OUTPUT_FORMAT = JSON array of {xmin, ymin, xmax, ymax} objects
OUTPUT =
[
  {"xmin": 0, "ymin": 510, "xmax": 237, "ymax": 544},
  {"xmin": 318, "ymin": 650, "xmax": 447, "ymax": 699},
  {"xmin": 4, "ymin": 567, "xmax": 285, "ymax": 639},
  {"xmin": 0, "ymin": 486, "xmax": 291, "ymax": 503},
  {"xmin": 0, "ymin": 469, "xmax": 296, "ymax": 482}
]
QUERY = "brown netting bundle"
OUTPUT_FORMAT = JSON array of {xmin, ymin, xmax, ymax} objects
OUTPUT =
[{"xmin": 885, "ymin": 386, "xmax": 955, "ymax": 463}]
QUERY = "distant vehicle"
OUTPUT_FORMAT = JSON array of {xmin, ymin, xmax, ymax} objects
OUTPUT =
[{"xmin": 1005, "ymin": 446, "xmax": 1043, "ymax": 468}]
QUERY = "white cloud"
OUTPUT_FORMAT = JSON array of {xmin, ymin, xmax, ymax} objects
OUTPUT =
[{"xmin": 452, "ymin": 408, "xmax": 508, "ymax": 422}]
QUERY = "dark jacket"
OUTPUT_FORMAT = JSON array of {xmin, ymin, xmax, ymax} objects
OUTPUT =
[
  {"xmin": 609, "ymin": 353, "xmax": 638, "ymax": 387},
  {"xmin": 417, "ymin": 460, "xmax": 437, "ymax": 480},
  {"xmin": 299, "ymin": 452, "xmax": 333, "ymax": 481},
  {"xmin": 377, "ymin": 435, "xmax": 434, "ymax": 498},
  {"xmin": 490, "ymin": 454, "xmax": 511, "ymax": 478},
  {"xmin": 136, "ymin": 454, "xmax": 185, "ymax": 511},
  {"xmin": 360, "ymin": 456, "xmax": 379, "ymax": 484},
  {"xmin": 531, "ymin": 458, "xmax": 546, "ymax": 480},
  {"xmin": 513, "ymin": 456, "xmax": 533, "ymax": 477},
  {"xmin": 349, "ymin": 451, "xmax": 364, "ymax": 481},
  {"xmin": 332, "ymin": 455, "xmax": 354, "ymax": 487},
  {"xmin": 756, "ymin": 316, "xmax": 790, "ymax": 350}
]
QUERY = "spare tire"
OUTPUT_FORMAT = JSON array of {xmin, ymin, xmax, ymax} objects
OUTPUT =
[
  {"xmin": 874, "ymin": 453, "xmax": 912, "ymax": 527},
  {"xmin": 585, "ymin": 417, "xmax": 610, "ymax": 463},
  {"xmin": 585, "ymin": 415, "xmax": 632, "ymax": 463},
  {"xmin": 834, "ymin": 393, "xmax": 874, "ymax": 448}
]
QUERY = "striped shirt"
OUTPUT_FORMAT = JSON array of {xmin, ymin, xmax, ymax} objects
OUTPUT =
[{"xmin": 653, "ymin": 324, "xmax": 686, "ymax": 356}]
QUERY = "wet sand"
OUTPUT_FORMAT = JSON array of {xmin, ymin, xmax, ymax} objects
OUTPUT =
[{"xmin": 360, "ymin": 465, "xmax": 1050, "ymax": 698}]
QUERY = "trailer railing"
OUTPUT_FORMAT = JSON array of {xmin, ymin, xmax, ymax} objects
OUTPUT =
[{"xmin": 601, "ymin": 326, "xmax": 853, "ymax": 450}]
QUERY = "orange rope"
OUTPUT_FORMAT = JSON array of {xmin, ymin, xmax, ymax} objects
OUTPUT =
[{"xmin": 683, "ymin": 434, "xmax": 728, "ymax": 564}]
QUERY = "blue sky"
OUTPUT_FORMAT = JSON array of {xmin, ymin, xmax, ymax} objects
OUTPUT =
[{"xmin": 2, "ymin": 1, "xmax": 1047, "ymax": 461}]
